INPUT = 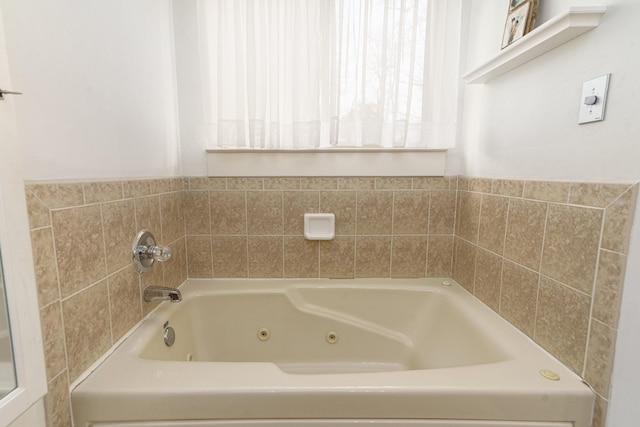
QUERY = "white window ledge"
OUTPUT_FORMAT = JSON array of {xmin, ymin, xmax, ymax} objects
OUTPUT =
[{"xmin": 206, "ymin": 148, "xmax": 447, "ymax": 177}]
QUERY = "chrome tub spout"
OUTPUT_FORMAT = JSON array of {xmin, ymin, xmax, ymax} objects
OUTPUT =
[{"xmin": 143, "ymin": 286, "xmax": 182, "ymax": 303}]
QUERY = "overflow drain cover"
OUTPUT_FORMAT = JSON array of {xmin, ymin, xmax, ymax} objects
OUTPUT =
[
  {"xmin": 326, "ymin": 331, "xmax": 339, "ymax": 344},
  {"xmin": 257, "ymin": 328, "xmax": 271, "ymax": 341},
  {"xmin": 540, "ymin": 369, "xmax": 560, "ymax": 381}
]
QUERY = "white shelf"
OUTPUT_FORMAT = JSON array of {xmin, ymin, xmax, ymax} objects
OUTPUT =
[{"xmin": 463, "ymin": 6, "xmax": 607, "ymax": 84}]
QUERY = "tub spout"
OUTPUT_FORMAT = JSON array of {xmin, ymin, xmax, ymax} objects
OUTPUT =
[{"xmin": 143, "ymin": 286, "xmax": 182, "ymax": 303}]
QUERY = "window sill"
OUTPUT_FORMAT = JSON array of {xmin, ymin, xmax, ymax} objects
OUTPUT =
[{"xmin": 205, "ymin": 148, "xmax": 447, "ymax": 177}]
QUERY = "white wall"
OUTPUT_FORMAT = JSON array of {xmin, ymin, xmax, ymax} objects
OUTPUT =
[
  {"xmin": 172, "ymin": 0, "xmax": 209, "ymax": 177},
  {"xmin": 460, "ymin": 1, "xmax": 640, "ymax": 426},
  {"xmin": 0, "ymin": 0, "xmax": 181, "ymax": 180}
]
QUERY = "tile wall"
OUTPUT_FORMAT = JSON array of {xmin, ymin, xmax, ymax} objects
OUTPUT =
[
  {"xmin": 23, "ymin": 175, "xmax": 637, "ymax": 427},
  {"xmin": 25, "ymin": 178, "xmax": 186, "ymax": 427},
  {"xmin": 452, "ymin": 177, "xmax": 637, "ymax": 427},
  {"xmin": 183, "ymin": 176, "xmax": 457, "ymax": 279}
]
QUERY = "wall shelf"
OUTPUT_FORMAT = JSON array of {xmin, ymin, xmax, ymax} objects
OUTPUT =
[{"xmin": 463, "ymin": 6, "xmax": 607, "ymax": 84}]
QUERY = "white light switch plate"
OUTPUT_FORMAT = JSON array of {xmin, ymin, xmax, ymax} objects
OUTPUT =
[{"xmin": 579, "ymin": 74, "xmax": 610, "ymax": 124}]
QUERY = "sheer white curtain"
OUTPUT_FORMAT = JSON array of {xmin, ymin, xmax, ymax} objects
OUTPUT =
[{"xmin": 199, "ymin": 0, "xmax": 461, "ymax": 149}]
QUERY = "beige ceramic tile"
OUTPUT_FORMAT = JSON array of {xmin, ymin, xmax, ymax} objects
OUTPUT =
[
  {"xmin": 319, "ymin": 236, "xmax": 355, "ymax": 278},
  {"xmin": 52, "ymin": 205, "xmax": 106, "ymax": 297},
  {"xmin": 45, "ymin": 371, "xmax": 72, "ymax": 427},
  {"xmin": 320, "ymin": 191, "xmax": 357, "ymax": 235},
  {"xmin": 593, "ymin": 250, "xmax": 626, "ymax": 328},
  {"xmin": 452, "ymin": 238, "xmax": 476, "ymax": 293},
  {"xmin": 601, "ymin": 185, "xmax": 637, "ymax": 254},
  {"xmin": 210, "ymin": 191, "xmax": 247, "ymax": 235},
  {"xmin": 427, "ymin": 236, "xmax": 453, "ymax": 277},
  {"xmin": 591, "ymin": 395, "xmax": 607, "ymax": 427},
  {"xmin": 474, "ymin": 249, "xmax": 502, "ymax": 312},
  {"xmin": 356, "ymin": 191, "xmax": 393, "ymax": 235},
  {"xmin": 149, "ymin": 178, "xmax": 174, "ymax": 195},
  {"xmin": 392, "ymin": 191, "xmax": 429, "ymax": 235},
  {"xmin": 428, "ymin": 190, "xmax": 456, "ymax": 235},
  {"xmin": 338, "ymin": 177, "xmax": 375, "ymax": 190},
  {"xmin": 186, "ymin": 236, "xmax": 213, "ymax": 278},
  {"xmin": 283, "ymin": 191, "xmax": 319, "ymax": 235},
  {"xmin": 585, "ymin": 319, "xmax": 617, "ymax": 398},
  {"xmin": 523, "ymin": 181, "xmax": 570, "ymax": 203},
  {"xmin": 477, "ymin": 195, "xmax": 509, "ymax": 255},
  {"xmin": 412, "ymin": 177, "xmax": 450, "ymax": 190},
  {"xmin": 569, "ymin": 182, "xmax": 631, "ymax": 207},
  {"xmin": 375, "ymin": 177, "xmax": 412, "ymax": 189},
  {"xmin": 134, "ymin": 196, "xmax": 162, "ymax": 236},
  {"xmin": 264, "ymin": 177, "xmax": 301, "ymax": 190},
  {"xmin": 39, "ymin": 302, "xmax": 66, "ymax": 381},
  {"xmin": 212, "ymin": 236, "xmax": 248, "ymax": 278},
  {"xmin": 163, "ymin": 238, "xmax": 187, "ymax": 287},
  {"xmin": 25, "ymin": 191, "xmax": 51, "ymax": 229},
  {"xmin": 30, "ymin": 227, "xmax": 60, "ymax": 307},
  {"xmin": 301, "ymin": 177, "xmax": 339, "ymax": 190},
  {"xmin": 391, "ymin": 236, "xmax": 427, "ymax": 278},
  {"xmin": 446, "ymin": 176, "xmax": 458, "ymax": 189},
  {"xmin": 541, "ymin": 204, "xmax": 602, "ymax": 294},
  {"xmin": 457, "ymin": 177, "xmax": 471, "ymax": 191},
  {"xmin": 535, "ymin": 276, "xmax": 591, "ymax": 374},
  {"xmin": 284, "ymin": 236, "xmax": 319, "ymax": 278},
  {"xmin": 107, "ymin": 266, "xmax": 142, "ymax": 342},
  {"xmin": 355, "ymin": 236, "xmax": 391, "ymax": 278},
  {"xmin": 160, "ymin": 192, "xmax": 185, "ymax": 243},
  {"xmin": 171, "ymin": 177, "xmax": 185, "ymax": 192},
  {"xmin": 102, "ymin": 200, "xmax": 137, "ymax": 274},
  {"xmin": 500, "ymin": 261, "xmax": 539, "ymax": 338},
  {"xmin": 247, "ymin": 191, "xmax": 283, "ymax": 235},
  {"xmin": 188, "ymin": 177, "xmax": 227, "ymax": 190},
  {"xmin": 503, "ymin": 199, "xmax": 547, "ymax": 271},
  {"xmin": 83, "ymin": 181, "xmax": 123, "ymax": 204},
  {"xmin": 227, "ymin": 177, "xmax": 263, "ymax": 190},
  {"xmin": 455, "ymin": 191, "xmax": 481, "ymax": 243},
  {"xmin": 62, "ymin": 280, "xmax": 111, "ymax": 381},
  {"xmin": 248, "ymin": 236, "xmax": 283, "ymax": 278},
  {"xmin": 28, "ymin": 183, "xmax": 85, "ymax": 209},
  {"xmin": 468, "ymin": 178, "xmax": 492, "ymax": 193},
  {"xmin": 184, "ymin": 191, "xmax": 211, "ymax": 235},
  {"xmin": 492, "ymin": 179, "xmax": 524, "ymax": 197},
  {"xmin": 123, "ymin": 179, "xmax": 151, "ymax": 198}
]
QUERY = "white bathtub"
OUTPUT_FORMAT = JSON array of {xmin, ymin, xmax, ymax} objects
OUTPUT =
[{"xmin": 71, "ymin": 278, "xmax": 594, "ymax": 427}]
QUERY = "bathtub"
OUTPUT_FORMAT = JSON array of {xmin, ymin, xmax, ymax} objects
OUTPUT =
[{"xmin": 71, "ymin": 278, "xmax": 594, "ymax": 427}]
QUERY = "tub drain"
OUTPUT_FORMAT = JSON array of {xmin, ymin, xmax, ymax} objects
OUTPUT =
[
  {"xmin": 326, "ymin": 331, "xmax": 339, "ymax": 344},
  {"xmin": 257, "ymin": 328, "xmax": 271, "ymax": 341}
]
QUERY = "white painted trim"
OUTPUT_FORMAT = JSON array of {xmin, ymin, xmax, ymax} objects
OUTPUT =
[
  {"xmin": 0, "ymin": 4, "xmax": 47, "ymax": 426},
  {"xmin": 463, "ymin": 6, "xmax": 607, "ymax": 84},
  {"xmin": 206, "ymin": 149, "xmax": 447, "ymax": 177}
]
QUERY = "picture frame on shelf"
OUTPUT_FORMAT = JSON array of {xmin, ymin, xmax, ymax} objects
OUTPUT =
[{"xmin": 502, "ymin": 0, "xmax": 539, "ymax": 49}]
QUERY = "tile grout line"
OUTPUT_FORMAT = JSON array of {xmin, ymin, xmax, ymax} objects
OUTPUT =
[
  {"xmin": 99, "ymin": 204, "xmax": 115, "ymax": 347},
  {"xmin": 532, "ymin": 202, "xmax": 551, "ymax": 342},
  {"xmin": 581, "ymin": 208, "xmax": 609, "ymax": 379}
]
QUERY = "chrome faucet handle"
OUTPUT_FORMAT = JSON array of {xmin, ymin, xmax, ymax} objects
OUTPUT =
[{"xmin": 132, "ymin": 230, "xmax": 172, "ymax": 273}]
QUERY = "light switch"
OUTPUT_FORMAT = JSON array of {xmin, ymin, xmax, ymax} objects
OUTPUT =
[{"xmin": 578, "ymin": 74, "xmax": 610, "ymax": 124}]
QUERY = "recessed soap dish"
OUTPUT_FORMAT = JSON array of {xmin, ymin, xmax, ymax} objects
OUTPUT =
[{"xmin": 304, "ymin": 213, "xmax": 335, "ymax": 240}]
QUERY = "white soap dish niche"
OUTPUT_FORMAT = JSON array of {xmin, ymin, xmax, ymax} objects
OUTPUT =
[{"xmin": 304, "ymin": 213, "xmax": 335, "ymax": 240}]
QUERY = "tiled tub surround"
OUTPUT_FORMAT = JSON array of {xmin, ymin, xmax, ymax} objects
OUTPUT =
[
  {"xmin": 25, "ymin": 178, "xmax": 187, "ymax": 426},
  {"xmin": 452, "ymin": 178, "xmax": 637, "ymax": 427},
  {"xmin": 23, "ymin": 175, "xmax": 637, "ymax": 427},
  {"xmin": 183, "ymin": 176, "xmax": 457, "ymax": 279}
]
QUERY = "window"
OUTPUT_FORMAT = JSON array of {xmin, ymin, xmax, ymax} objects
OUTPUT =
[{"xmin": 198, "ymin": 0, "xmax": 461, "ymax": 150}]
